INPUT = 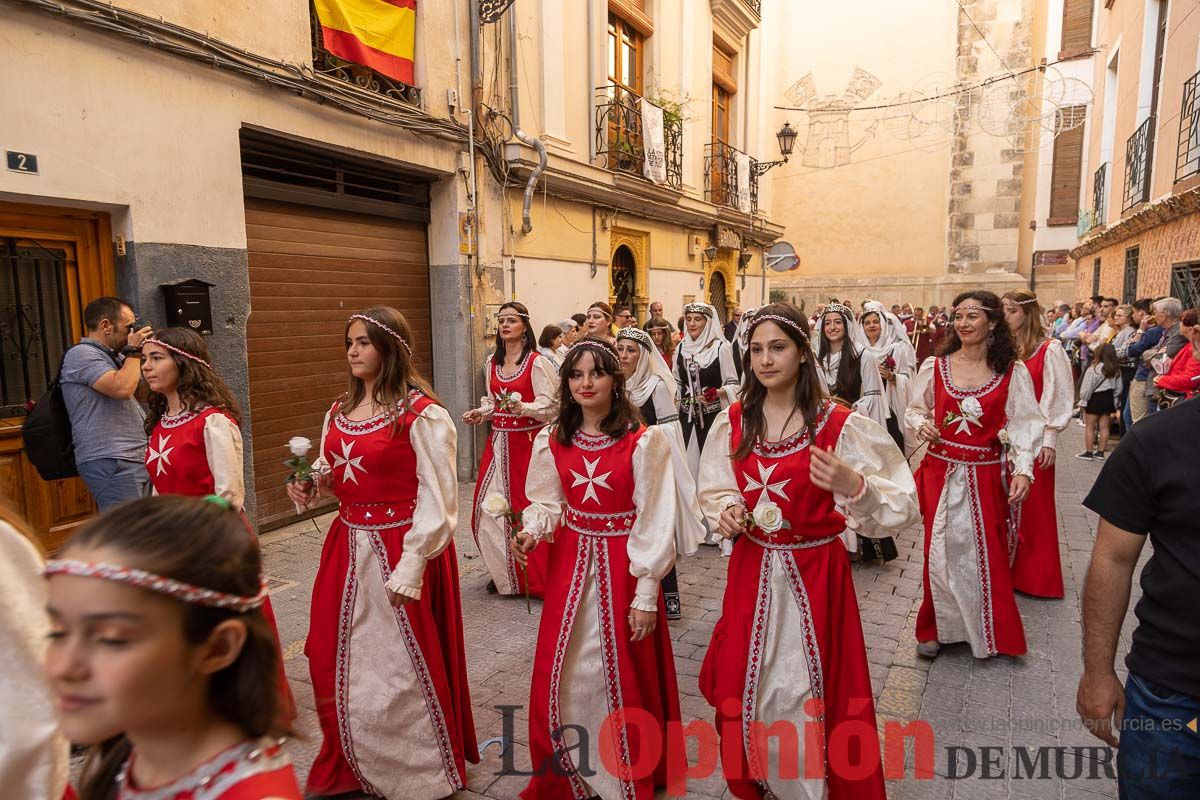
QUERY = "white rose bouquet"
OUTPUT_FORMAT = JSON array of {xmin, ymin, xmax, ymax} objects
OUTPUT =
[
  {"xmin": 942, "ymin": 396, "xmax": 984, "ymax": 435},
  {"xmin": 745, "ymin": 500, "xmax": 790, "ymax": 538},
  {"xmin": 484, "ymin": 492, "xmax": 531, "ymax": 613},
  {"xmin": 496, "ymin": 389, "xmax": 523, "ymax": 414},
  {"xmin": 284, "ymin": 436, "xmax": 327, "ymax": 517}
]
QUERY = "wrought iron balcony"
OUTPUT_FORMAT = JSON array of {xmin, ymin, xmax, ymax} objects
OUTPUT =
[
  {"xmin": 594, "ymin": 85, "xmax": 683, "ymax": 190},
  {"xmin": 704, "ymin": 141, "xmax": 759, "ymax": 214},
  {"xmin": 1177, "ymin": 70, "xmax": 1200, "ymax": 183},
  {"xmin": 1093, "ymin": 162, "xmax": 1108, "ymax": 229},
  {"xmin": 746, "ymin": 0, "xmax": 762, "ymax": 15},
  {"xmin": 309, "ymin": 5, "xmax": 422, "ymax": 106},
  {"xmin": 1122, "ymin": 117, "xmax": 1153, "ymax": 211}
]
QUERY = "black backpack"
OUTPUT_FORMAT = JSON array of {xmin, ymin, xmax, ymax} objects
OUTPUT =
[{"xmin": 23, "ymin": 341, "xmax": 118, "ymax": 481}]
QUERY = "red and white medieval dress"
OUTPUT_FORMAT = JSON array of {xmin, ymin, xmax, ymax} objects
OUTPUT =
[
  {"xmin": 304, "ymin": 392, "xmax": 478, "ymax": 799},
  {"xmin": 471, "ymin": 350, "xmax": 558, "ymax": 597},
  {"xmin": 905, "ymin": 357, "xmax": 1044, "ymax": 658},
  {"xmin": 519, "ymin": 424, "xmax": 683, "ymax": 800},
  {"xmin": 114, "ymin": 737, "xmax": 301, "ymax": 800},
  {"xmin": 145, "ymin": 406, "xmax": 295, "ymax": 722},
  {"xmin": 697, "ymin": 400, "xmax": 919, "ymax": 800},
  {"xmin": 1010, "ymin": 338, "xmax": 1073, "ymax": 598}
]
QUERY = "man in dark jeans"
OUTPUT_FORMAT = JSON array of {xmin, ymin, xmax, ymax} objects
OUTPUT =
[
  {"xmin": 60, "ymin": 296, "xmax": 152, "ymax": 509},
  {"xmin": 1077, "ymin": 396, "xmax": 1200, "ymax": 798}
]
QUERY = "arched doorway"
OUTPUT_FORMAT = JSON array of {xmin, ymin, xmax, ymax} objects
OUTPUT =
[
  {"xmin": 611, "ymin": 245, "xmax": 637, "ymax": 311},
  {"xmin": 708, "ymin": 270, "xmax": 729, "ymax": 325}
]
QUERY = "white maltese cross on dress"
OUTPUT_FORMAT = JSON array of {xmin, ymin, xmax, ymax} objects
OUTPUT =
[
  {"xmin": 743, "ymin": 462, "xmax": 791, "ymax": 503},
  {"xmin": 146, "ymin": 434, "xmax": 174, "ymax": 477},
  {"xmin": 570, "ymin": 456, "xmax": 612, "ymax": 506},
  {"xmin": 332, "ymin": 440, "xmax": 365, "ymax": 484}
]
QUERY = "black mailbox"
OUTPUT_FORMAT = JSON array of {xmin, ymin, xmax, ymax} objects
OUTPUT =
[{"xmin": 160, "ymin": 279, "xmax": 215, "ymax": 335}]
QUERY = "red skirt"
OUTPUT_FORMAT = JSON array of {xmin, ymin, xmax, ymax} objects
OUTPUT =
[
  {"xmin": 521, "ymin": 528, "xmax": 683, "ymax": 800},
  {"xmin": 1010, "ymin": 462, "xmax": 1064, "ymax": 598},
  {"xmin": 305, "ymin": 518, "xmax": 478, "ymax": 797},
  {"xmin": 700, "ymin": 535, "xmax": 885, "ymax": 800},
  {"xmin": 472, "ymin": 427, "xmax": 550, "ymax": 597}
]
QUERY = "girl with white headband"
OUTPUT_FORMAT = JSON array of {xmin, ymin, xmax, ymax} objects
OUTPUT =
[
  {"xmin": 696, "ymin": 303, "xmax": 919, "ymax": 800},
  {"xmin": 616, "ymin": 326, "xmax": 705, "ymax": 619},
  {"xmin": 44, "ymin": 495, "xmax": 301, "ymax": 800},
  {"xmin": 139, "ymin": 327, "xmax": 295, "ymax": 721},
  {"xmin": 287, "ymin": 306, "xmax": 478, "ymax": 798}
]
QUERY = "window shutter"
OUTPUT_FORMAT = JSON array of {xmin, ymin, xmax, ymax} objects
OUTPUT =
[
  {"xmin": 713, "ymin": 44, "xmax": 736, "ymax": 93},
  {"xmin": 1061, "ymin": 0, "xmax": 1094, "ymax": 55},
  {"xmin": 1048, "ymin": 108, "xmax": 1086, "ymax": 223}
]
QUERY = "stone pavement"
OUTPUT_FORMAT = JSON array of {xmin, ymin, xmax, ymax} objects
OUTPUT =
[{"xmin": 259, "ymin": 421, "xmax": 1135, "ymax": 799}]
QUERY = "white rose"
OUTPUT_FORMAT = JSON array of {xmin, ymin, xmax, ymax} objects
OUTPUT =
[
  {"xmin": 482, "ymin": 493, "xmax": 510, "ymax": 517},
  {"xmin": 960, "ymin": 397, "xmax": 984, "ymax": 419},
  {"xmin": 288, "ymin": 436, "xmax": 313, "ymax": 458},
  {"xmin": 752, "ymin": 501, "xmax": 784, "ymax": 534},
  {"xmin": 507, "ymin": 391, "xmax": 523, "ymax": 403}
]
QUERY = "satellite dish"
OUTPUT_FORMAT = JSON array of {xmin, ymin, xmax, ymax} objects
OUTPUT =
[{"xmin": 766, "ymin": 241, "xmax": 800, "ymax": 272}]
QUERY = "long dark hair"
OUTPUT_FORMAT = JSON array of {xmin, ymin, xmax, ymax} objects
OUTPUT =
[
  {"xmin": 71, "ymin": 496, "xmax": 289, "ymax": 800},
  {"xmin": 343, "ymin": 306, "xmax": 439, "ymax": 429},
  {"xmin": 144, "ymin": 328, "xmax": 242, "ymax": 436},
  {"xmin": 491, "ymin": 301, "xmax": 536, "ymax": 365},
  {"xmin": 816, "ymin": 309, "xmax": 864, "ymax": 404},
  {"xmin": 552, "ymin": 338, "xmax": 641, "ymax": 444},
  {"xmin": 733, "ymin": 303, "xmax": 825, "ymax": 461},
  {"xmin": 645, "ymin": 316, "xmax": 675, "ymax": 359},
  {"xmin": 938, "ymin": 290, "xmax": 1018, "ymax": 374},
  {"xmin": 1093, "ymin": 343, "xmax": 1120, "ymax": 379}
]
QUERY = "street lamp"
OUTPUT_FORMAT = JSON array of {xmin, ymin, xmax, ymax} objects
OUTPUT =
[
  {"xmin": 753, "ymin": 122, "xmax": 797, "ymax": 176},
  {"xmin": 702, "ymin": 244, "xmax": 719, "ymax": 263}
]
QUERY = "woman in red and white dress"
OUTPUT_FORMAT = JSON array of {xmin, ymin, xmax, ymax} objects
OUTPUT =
[
  {"xmin": 512, "ymin": 337, "xmax": 683, "ymax": 800},
  {"xmin": 140, "ymin": 327, "xmax": 295, "ymax": 722},
  {"xmin": 464, "ymin": 302, "xmax": 558, "ymax": 598},
  {"xmin": 1003, "ymin": 290, "xmax": 1073, "ymax": 599},
  {"xmin": 906, "ymin": 291, "xmax": 1044, "ymax": 660},
  {"xmin": 697, "ymin": 303, "xmax": 919, "ymax": 800},
  {"xmin": 288, "ymin": 307, "xmax": 477, "ymax": 799}
]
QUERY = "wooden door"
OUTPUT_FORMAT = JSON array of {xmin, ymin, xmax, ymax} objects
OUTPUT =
[
  {"xmin": 0, "ymin": 204, "xmax": 115, "ymax": 552},
  {"xmin": 245, "ymin": 198, "xmax": 431, "ymax": 530}
]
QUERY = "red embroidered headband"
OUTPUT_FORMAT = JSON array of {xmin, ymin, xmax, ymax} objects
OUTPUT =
[
  {"xmin": 349, "ymin": 314, "xmax": 413, "ymax": 356},
  {"xmin": 44, "ymin": 560, "xmax": 270, "ymax": 613},
  {"xmin": 142, "ymin": 339, "xmax": 211, "ymax": 370},
  {"xmin": 747, "ymin": 313, "xmax": 810, "ymax": 341}
]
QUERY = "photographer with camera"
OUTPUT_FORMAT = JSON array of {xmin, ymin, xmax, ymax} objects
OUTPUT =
[{"xmin": 60, "ymin": 296, "xmax": 152, "ymax": 509}]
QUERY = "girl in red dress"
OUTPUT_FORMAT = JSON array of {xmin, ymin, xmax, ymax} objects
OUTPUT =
[
  {"xmin": 906, "ymin": 291, "xmax": 1044, "ymax": 659},
  {"xmin": 1003, "ymin": 291, "xmax": 1074, "ymax": 598},
  {"xmin": 512, "ymin": 337, "xmax": 683, "ymax": 800},
  {"xmin": 288, "ymin": 307, "xmax": 477, "ymax": 799},
  {"xmin": 140, "ymin": 328, "xmax": 295, "ymax": 722},
  {"xmin": 463, "ymin": 302, "xmax": 558, "ymax": 598},
  {"xmin": 697, "ymin": 303, "xmax": 919, "ymax": 800},
  {"xmin": 45, "ymin": 496, "xmax": 301, "ymax": 800}
]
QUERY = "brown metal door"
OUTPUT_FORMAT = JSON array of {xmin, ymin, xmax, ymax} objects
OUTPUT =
[{"xmin": 244, "ymin": 198, "xmax": 431, "ymax": 529}]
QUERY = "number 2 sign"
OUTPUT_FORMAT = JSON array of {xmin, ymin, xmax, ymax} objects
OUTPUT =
[{"xmin": 6, "ymin": 151, "xmax": 39, "ymax": 175}]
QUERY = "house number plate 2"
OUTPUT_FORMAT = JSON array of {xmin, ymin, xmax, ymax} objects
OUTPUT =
[{"xmin": 6, "ymin": 151, "xmax": 39, "ymax": 174}]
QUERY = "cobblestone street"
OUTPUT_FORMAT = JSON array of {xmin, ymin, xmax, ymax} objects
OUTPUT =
[{"xmin": 260, "ymin": 422, "xmax": 1132, "ymax": 799}]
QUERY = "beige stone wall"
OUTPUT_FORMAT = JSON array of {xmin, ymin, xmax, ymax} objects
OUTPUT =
[{"xmin": 1074, "ymin": 207, "xmax": 1200, "ymax": 300}]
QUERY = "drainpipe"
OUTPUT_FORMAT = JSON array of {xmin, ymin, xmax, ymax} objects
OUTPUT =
[
  {"xmin": 508, "ymin": 7, "xmax": 545, "ymax": 235},
  {"xmin": 513, "ymin": 128, "xmax": 546, "ymax": 235}
]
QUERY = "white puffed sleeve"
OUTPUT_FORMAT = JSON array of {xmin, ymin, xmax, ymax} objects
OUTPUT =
[
  {"xmin": 833, "ymin": 414, "xmax": 920, "ymax": 537},
  {"xmin": 385, "ymin": 405, "xmax": 459, "ymax": 599},
  {"xmin": 853, "ymin": 354, "xmax": 889, "ymax": 427},
  {"xmin": 651, "ymin": 381, "xmax": 706, "ymax": 556},
  {"xmin": 696, "ymin": 409, "xmax": 741, "ymax": 529},
  {"xmin": 476, "ymin": 360, "xmax": 496, "ymax": 419},
  {"xmin": 717, "ymin": 341, "xmax": 741, "ymax": 406},
  {"xmin": 309, "ymin": 404, "xmax": 336, "ymax": 474},
  {"xmin": 203, "ymin": 413, "xmax": 246, "ymax": 511},
  {"xmin": 904, "ymin": 357, "xmax": 937, "ymax": 436},
  {"xmin": 514, "ymin": 355, "xmax": 560, "ymax": 422},
  {"xmin": 521, "ymin": 427, "xmax": 565, "ymax": 541},
  {"xmin": 1038, "ymin": 339, "xmax": 1075, "ymax": 450},
  {"xmin": 628, "ymin": 426, "xmax": 679, "ymax": 612},
  {"xmin": 1002, "ymin": 362, "xmax": 1045, "ymax": 480}
]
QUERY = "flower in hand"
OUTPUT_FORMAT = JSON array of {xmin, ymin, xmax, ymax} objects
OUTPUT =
[
  {"xmin": 942, "ymin": 396, "xmax": 984, "ymax": 434},
  {"xmin": 749, "ymin": 501, "xmax": 786, "ymax": 535},
  {"xmin": 497, "ymin": 389, "xmax": 523, "ymax": 413},
  {"xmin": 284, "ymin": 436, "xmax": 321, "ymax": 512},
  {"xmin": 702, "ymin": 386, "xmax": 720, "ymax": 404}
]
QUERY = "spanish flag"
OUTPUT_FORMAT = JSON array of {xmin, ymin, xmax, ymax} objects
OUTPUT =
[{"xmin": 314, "ymin": 0, "xmax": 416, "ymax": 85}]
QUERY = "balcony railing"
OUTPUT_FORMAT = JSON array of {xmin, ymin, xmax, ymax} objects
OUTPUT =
[
  {"xmin": 1122, "ymin": 117, "xmax": 1153, "ymax": 211},
  {"xmin": 1177, "ymin": 70, "xmax": 1200, "ymax": 183},
  {"xmin": 594, "ymin": 85, "xmax": 683, "ymax": 190},
  {"xmin": 1093, "ymin": 162, "xmax": 1108, "ymax": 228},
  {"xmin": 704, "ymin": 141, "xmax": 759, "ymax": 214},
  {"xmin": 309, "ymin": 4, "xmax": 421, "ymax": 105},
  {"xmin": 745, "ymin": 0, "xmax": 762, "ymax": 15}
]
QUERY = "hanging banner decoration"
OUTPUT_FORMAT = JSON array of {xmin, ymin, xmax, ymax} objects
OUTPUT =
[
  {"xmin": 736, "ymin": 151, "xmax": 752, "ymax": 214},
  {"xmin": 314, "ymin": 0, "xmax": 417, "ymax": 84},
  {"xmin": 640, "ymin": 99, "xmax": 668, "ymax": 185}
]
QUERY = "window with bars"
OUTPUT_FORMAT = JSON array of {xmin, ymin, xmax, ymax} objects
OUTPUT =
[
  {"xmin": 1092, "ymin": 257, "xmax": 1102, "ymax": 296},
  {"xmin": 1123, "ymin": 246, "xmax": 1140, "ymax": 303},
  {"xmin": 0, "ymin": 240, "xmax": 73, "ymax": 418},
  {"xmin": 1170, "ymin": 262, "xmax": 1200, "ymax": 310}
]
